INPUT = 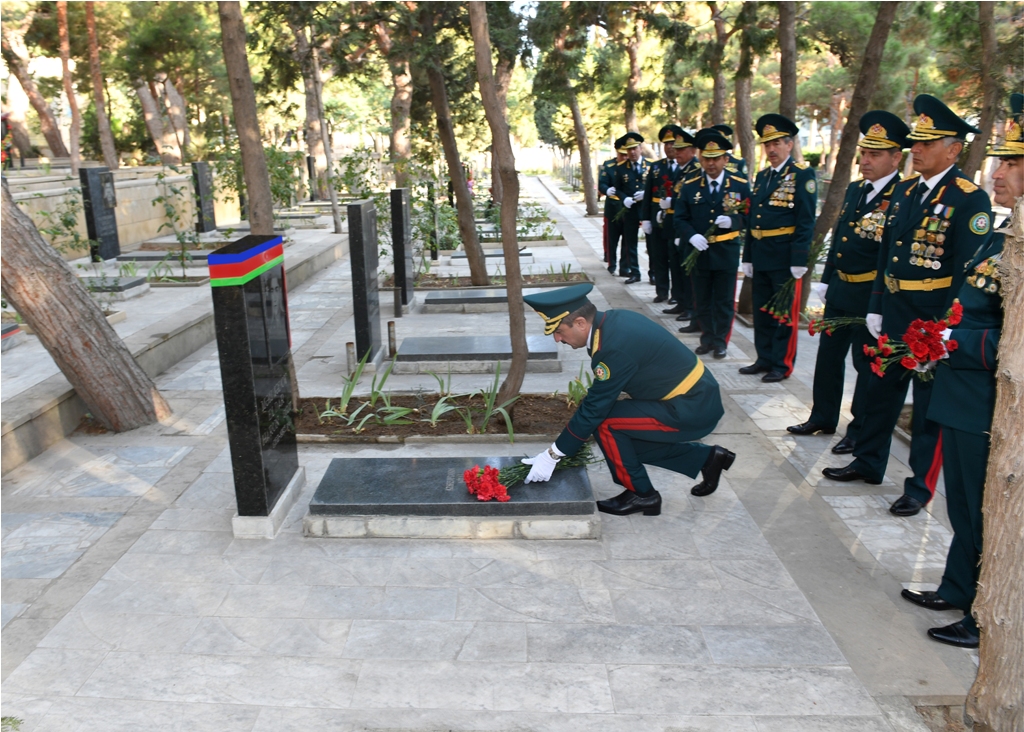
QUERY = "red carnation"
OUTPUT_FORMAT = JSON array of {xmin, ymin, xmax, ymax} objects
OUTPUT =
[
  {"xmin": 900, "ymin": 356, "xmax": 919, "ymax": 370},
  {"xmin": 946, "ymin": 339, "xmax": 959, "ymax": 352},
  {"xmin": 948, "ymin": 300, "xmax": 963, "ymax": 326}
]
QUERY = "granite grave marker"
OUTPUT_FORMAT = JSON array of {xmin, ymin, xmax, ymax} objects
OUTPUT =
[
  {"xmin": 348, "ymin": 199, "xmax": 383, "ymax": 363},
  {"xmin": 192, "ymin": 161, "xmax": 217, "ymax": 233},
  {"xmin": 79, "ymin": 167, "xmax": 120, "ymax": 260},
  {"xmin": 390, "ymin": 188, "xmax": 414, "ymax": 306}
]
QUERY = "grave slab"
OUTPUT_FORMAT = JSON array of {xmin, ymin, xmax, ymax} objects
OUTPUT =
[
  {"xmin": 396, "ymin": 335, "xmax": 557, "ymax": 362},
  {"xmin": 80, "ymin": 167, "xmax": 120, "ymax": 260},
  {"xmin": 1, "ymin": 323, "xmax": 26, "ymax": 352},
  {"xmin": 192, "ymin": 161, "xmax": 217, "ymax": 233},
  {"xmin": 422, "ymin": 287, "xmax": 548, "ymax": 313},
  {"xmin": 78, "ymin": 276, "xmax": 150, "ymax": 301},
  {"xmin": 450, "ymin": 249, "xmax": 534, "ymax": 264},
  {"xmin": 117, "ymin": 251, "xmax": 209, "ymax": 263}
]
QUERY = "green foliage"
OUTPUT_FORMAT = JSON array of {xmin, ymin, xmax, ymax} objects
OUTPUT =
[
  {"xmin": 23, "ymin": 188, "xmax": 95, "ymax": 257},
  {"xmin": 210, "ymin": 137, "xmax": 303, "ymax": 209},
  {"xmin": 2, "ymin": 716, "xmax": 23, "ymax": 732}
]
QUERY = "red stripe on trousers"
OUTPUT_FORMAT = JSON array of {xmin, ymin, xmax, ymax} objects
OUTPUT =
[
  {"xmin": 783, "ymin": 278, "xmax": 803, "ymax": 377},
  {"xmin": 603, "ymin": 417, "xmax": 678, "ymax": 432},
  {"xmin": 924, "ymin": 430, "xmax": 943, "ymax": 496},
  {"xmin": 597, "ymin": 422, "xmax": 636, "ymax": 491}
]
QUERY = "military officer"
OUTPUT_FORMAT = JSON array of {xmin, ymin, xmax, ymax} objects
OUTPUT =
[
  {"xmin": 520, "ymin": 283, "xmax": 736, "ymax": 515},
  {"xmin": 788, "ymin": 111, "xmax": 909, "ymax": 453},
  {"xmin": 665, "ymin": 130, "xmax": 702, "ymax": 323},
  {"xmin": 711, "ymin": 123, "xmax": 748, "ymax": 177},
  {"xmin": 609, "ymin": 132, "xmax": 648, "ymax": 284},
  {"xmin": 901, "ymin": 93, "xmax": 1022, "ymax": 647},
  {"xmin": 674, "ymin": 129, "xmax": 751, "ymax": 358},
  {"xmin": 823, "ymin": 95, "xmax": 993, "ymax": 518},
  {"xmin": 599, "ymin": 137, "xmax": 628, "ymax": 273},
  {"xmin": 741, "ymin": 114, "xmax": 817, "ymax": 382},
  {"xmin": 641, "ymin": 124, "xmax": 687, "ymax": 303}
]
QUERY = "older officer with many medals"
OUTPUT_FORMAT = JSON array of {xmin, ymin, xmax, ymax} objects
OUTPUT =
[
  {"xmin": 823, "ymin": 95, "xmax": 994, "ymax": 518},
  {"xmin": 641, "ymin": 125, "xmax": 688, "ymax": 303},
  {"xmin": 599, "ymin": 137, "xmax": 628, "ymax": 274},
  {"xmin": 788, "ymin": 111, "xmax": 909, "ymax": 453},
  {"xmin": 673, "ymin": 128, "xmax": 751, "ymax": 358}
]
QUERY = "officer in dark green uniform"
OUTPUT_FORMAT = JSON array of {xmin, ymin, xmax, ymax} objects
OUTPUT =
[
  {"xmin": 788, "ymin": 111, "xmax": 909, "ymax": 452},
  {"xmin": 674, "ymin": 129, "xmax": 751, "ymax": 358},
  {"xmin": 641, "ymin": 124, "xmax": 687, "ymax": 303},
  {"xmin": 711, "ymin": 124, "xmax": 747, "ymax": 178},
  {"xmin": 900, "ymin": 93, "xmax": 1022, "ymax": 648},
  {"xmin": 665, "ymin": 130, "xmax": 701, "ymax": 322},
  {"xmin": 823, "ymin": 95, "xmax": 993, "ymax": 518},
  {"xmin": 741, "ymin": 114, "xmax": 817, "ymax": 382},
  {"xmin": 520, "ymin": 284, "xmax": 736, "ymax": 515},
  {"xmin": 610, "ymin": 132, "xmax": 648, "ymax": 283},
  {"xmin": 599, "ymin": 138, "xmax": 628, "ymax": 273}
]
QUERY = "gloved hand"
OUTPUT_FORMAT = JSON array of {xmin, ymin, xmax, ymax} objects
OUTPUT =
[
  {"xmin": 714, "ymin": 215, "xmax": 732, "ymax": 229},
  {"xmin": 941, "ymin": 328, "xmax": 953, "ymax": 359},
  {"xmin": 815, "ymin": 282, "xmax": 828, "ymax": 302},
  {"xmin": 606, "ymin": 187, "xmax": 616, "ymax": 197},
  {"xmin": 689, "ymin": 234, "xmax": 709, "ymax": 251},
  {"xmin": 656, "ymin": 211, "xmax": 665, "ymax": 224},
  {"xmin": 659, "ymin": 197, "xmax": 672, "ymax": 210},
  {"xmin": 674, "ymin": 238, "xmax": 681, "ymax": 247},
  {"xmin": 641, "ymin": 221, "xmax": 653, "ymax": 235},
  {"xmin": 914, "ymin": 360, "xmax": 938, "ymax": 373},
  {"xmin": 866, "ymin": 313, "xmax": 883, "ymax": 339},
  {"xmin": 522, "ymin": 444, "xmax": 563, "ymax": 483},
  {"xmin": 623, "ymin": 197, "xmax": 634, "ymax": 209},
  {"xmin": 633, "ymin": 190, "xmax": 645, "ymax": 202},
  {"xmin": 790, "ymin": 266, "xmax": 808, "ymax": 279},
  {"xmin": 741, "ymin": 262, "xmax": 753, "ymax": 278}
]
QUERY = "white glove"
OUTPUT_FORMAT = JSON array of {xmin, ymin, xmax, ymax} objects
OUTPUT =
[
  {"xmin": 866, "ymin": 313, "xmax": 882, "ymax": 339},
  {"xmin": 623, "ymin": 197, "xmax": 634, "ymax": 209},
  {"xmin": 941, "ymin": 328, "xmax": 953, "ymax": 359},
  {"xmin": 815, "ymin": 282, "xmax": 828, "ymax": 302},
  {"xmin": 522, "ymin": 444, "xmax": 562, "ymax": 483},
  {"xmin": 790, "ymin": 266, "xmax": 808, "ymax": 279},
  {"xmin": 914, "ymin": 360, "xmax": 938, "ymax": 373},
  {"xmin": 741, "ymin": 263, "xmax": 753, "ymax": 278},
  {"xmin": 641, "ymin": 221, "xmax": 653, "ymax": 235},
  {"xmin": 689, "ymin": 234, "xmax": 709, "ymax": 251},
  {"xmin": 674, "ymin": 238, "xmax": 681, "ymax": 247},
  {"xmin": 659, "ymin": 197, "xmax": 672, "ymax": 210},
  {"xmin": 714, "ymin": 215, "xmax": 732, "ymax": 229},
  {"xmin": 606, "ymin": 187, "xmax": 616, "ymax": 197},
  {"xmin": 633, "ymin": 190, "xmax": 645, "ymax": 202},
  {"xmin": 656, "ymin": 211, "xmax": 665, "ymax": 224}
]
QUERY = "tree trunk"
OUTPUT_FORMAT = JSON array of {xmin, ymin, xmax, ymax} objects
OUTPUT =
[
  {"xmin": 56, "ymin": 2, "xmax": 80, "ymax": 173},
  {"xmin": 2, "ymin": 27, "xmax": 69, "ymax": 158},
  {"xmin": 778, "ymin": 1, "xmax": 797, "ymax": 119},
  {"xmin": 961, "ymin": 1, "xmax": 999, "ymax": 180},
  {"xmin": 291, "ymin": 18, "xmax": 325, "ymax": 199},
  {"xmin": 161, "ymin": 75, "xmax": 190, "ymax": 160},
  {"xmin": 468, "ymin": 1, "xmax": 526, "ymax": 406},
  {"xmin": 4, "ymin": 72, "xmax": 35, "ymax": 159},
  {"xmin": 373, "ymin": 21, "xmax": 414, "ymax": 191},
  {"xmin": 490, "ymin": 56, "xmax": 514, "ymax": 204},
  {"xmin": 567, "ymin": 86, "xmax": 599, "ymax": 216},
  {"xmin": 217, "ymin": 0, "xmax": 275, "ymax": 235},
  {"xmin": 734, "ymin": 3, "xmax": 757, "ymax": 175},
  {"xmin": 1, "ymin": 180, "xmax": 171, "ymax": 430},
  {"xmin": 966, "ymin": 199, "xmax": 1023, "ymax": 732},
  {"xmin": 624, "ymin": 14, "xmax": 654, "ymax": 159},
  {"xmin": 709, "ymin": 1, "xmax": 728, "ymax": 125},
  {"xmin": 134, "ymin": 79, "xmax": 180, "ymax": 164},
  {"xmin": 308, "ymin": 42, "xmax": 343, "ymax": 234},
  {"xmin": 422, "ymin": 9, "xmax": 488, "ymax": 285},
  {"xmin": 85, "ymin": 2, "xmax": 118, "ymax": 170}
]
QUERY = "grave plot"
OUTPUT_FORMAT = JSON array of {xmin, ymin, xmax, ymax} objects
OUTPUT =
[{"xmin": 393, "ymin": 335, "xmax": 560, "ymax": 374}]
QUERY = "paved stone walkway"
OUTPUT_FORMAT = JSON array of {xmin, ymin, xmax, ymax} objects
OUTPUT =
[{"xmin": 1, "ymin": 177, "xmax": 977, "ymax": 731}]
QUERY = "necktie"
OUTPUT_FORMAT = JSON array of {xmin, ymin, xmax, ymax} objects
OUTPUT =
[
  {"xmin": 919, "ymin": 183, "xmax": 931, "ymax": 205},
  {"xmin": 860, "ymin": 182, "xmax": 873, "ymax": 209},
  {"xmin": 709, "ymin": 180, "xmax": 719, "ymax": 200}
]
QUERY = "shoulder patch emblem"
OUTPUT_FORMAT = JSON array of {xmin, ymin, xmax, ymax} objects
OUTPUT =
[
  {"xmin": 970, "ymin": 212, "xmax": 990, "ymax": 235},
  {"xmin": 956, "ymin": 177, "xmax": 979, "ymax": 194},
  {"xmin": 593, "ymin": 362, "xmax": 611, "ymax": 381},
  {"xmin": 805, "ymin": 179, "xmax": 816, "ymax": 193}
]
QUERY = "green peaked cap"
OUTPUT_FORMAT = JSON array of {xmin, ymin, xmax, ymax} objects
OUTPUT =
[{"xmin": 523, "ymin": 283, "xmax": 594, "ymax": 335}]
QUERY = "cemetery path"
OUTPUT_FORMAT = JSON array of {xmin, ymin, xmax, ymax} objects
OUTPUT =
[{"xmin": 0, "ymin": 177, "xmax": 977, "ymax": 731}]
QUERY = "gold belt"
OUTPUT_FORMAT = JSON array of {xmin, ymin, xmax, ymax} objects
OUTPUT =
[
  {"xmin": 884, "ymin": 275, "xmax": 952, "ymax": 293},
  {"xmin": 608, "ymin": 194, "xmax": 620, "ymax": 201},
  {"xmin": 837, "ymin": 270, "xmax": 877, "ymax": 283},
  {"xmin": 708, "ymin": 231, "xmax": 741, "ymax": 244},
  {"xmin": 751, "ymin": 226, "xmax": 796, "ymax": 239},
  {"xmin": 662, "ymin": 359, "xmax": 705, "ymax": 400},
  {"xmin": 652, "ymin": 197, "xmax": 662, "ymax": 202}
]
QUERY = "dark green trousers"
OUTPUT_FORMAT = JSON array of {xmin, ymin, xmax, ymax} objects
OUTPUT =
[
  {"xmin": 693, "ymin": 268, "xmax": 736, "ymax": 350},
  {"xmin": 667, "ymin": 235, "xmax": 687, "ymax": 304},
  {"xmin": 808, "ymin": 302, "xmax": 872, "ymax": 438},
  {"xmin": 751, "ymin": 268, "xmax": 800, "ymax": 375},
  {"xmin": 850, "ymin": 369, "xmax": 942, "ymax": 505},
  {"xmin": 607, "ymin": 213, "xmax": 625, "ymax": 273},
  {"xmin": 648, "ymin": 225, "xmax": 671, "ymax": 298},
  {"xmin": 937, "ymin": 427, "xmax": 988, "ymax": 635}
]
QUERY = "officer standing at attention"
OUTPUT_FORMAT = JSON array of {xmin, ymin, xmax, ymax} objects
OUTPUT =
[
  {"xmin": 665, "ymin": 130, "xmax": 702, "ymax": 323},
  {"xmin": 641, "ymin": 124, "xmax": 687, "ymax": 303},
  {"xmin": 674, "ymin": 129, "xmax": 751, "ymax": 358},
  {"xmin": 610, "ymin": 132, "xmax": 648, "ymax": 284},
  {"xmin": 900, "ymin": 93, "xmax": 1022, "ymax": 648},
  {"xmin": 788, "ymin": 111, "xmax": 909, "ymax": 453},
  {"xmin": 740, "ymin": 114, "xmax": 817, "ymax": 382},
  {"xmin": 520, "ymin": 284, "xmax": 736, "ymax": 515},
  {"xmin": 599, "ymin": 137, "xmax": 628, "ymax": 274},
  {"xmin": 823, "ymin": 95, "xmax": 993, "ymax": 518},
  {"xmin": 711, "ymin": 123, "xmax": 748, "ymax": 177}
]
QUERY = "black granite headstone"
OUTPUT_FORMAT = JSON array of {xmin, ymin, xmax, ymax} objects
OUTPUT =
[
  {"xmin": 209, "ymin": 235, "xmax": 299, "ymax": 517},
  {"xmin": 309, "ymin": 457, "xmax": 595, "ymax": 517},
  {"xmin": 348, "ymin": 199, "xmax": 382, "ymax": 362},
  {"xmin": 307, "ymin": 155, "xmax": 317, "ymax": 201},
  {"xmin": 390, "ymin": 188, "xmax": 414, "ymax": 306},
  {"xmin": 79, "ymin": 167, "xmax": 120, "ymax": 260},
  {"xmin": 192, "ymin": 162, "xmax": 217, "ymax": 233}
]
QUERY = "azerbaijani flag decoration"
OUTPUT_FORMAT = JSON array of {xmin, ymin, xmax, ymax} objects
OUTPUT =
[{"xmin": 208, "ymin": 235, "xmax": 284, "ymax": 288}]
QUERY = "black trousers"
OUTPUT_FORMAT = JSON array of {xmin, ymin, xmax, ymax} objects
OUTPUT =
[
  {"xmin": 751, "ymin": 268, "xmax": 800, "ymax": 375},
  {"xmin": 692, "ymin": 268, "xmax": 736, "ymax": 350},
  {"xmin": 648, "ymin": 223, "xmax": 671, "ymax": 297},
  {"xmin": 667, "ymin": 233, "xmax": 686, "ymax": 304},
  {"xmin": 620, "ymin": 211, "xmax": 641, "ymax": 277},
  {"xmin": 807, "ymin": 302, "xmax": 872, "ymax": 438},
  {"xmin": 607, "ymin": 213, "xmax": 624, "ymax": 273}
]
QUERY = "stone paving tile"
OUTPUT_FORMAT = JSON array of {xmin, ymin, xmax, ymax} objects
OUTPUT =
[
  {"xmin": 701, "ymin": 624, "xmax": 847, "ymax": 665},
  {"xmin": 11, "ymin": 696, "xmax": 261, "ymax": 732},
  {"xmin": 1, "ymin": 512, "xmax": 122, "ymax": 579}
]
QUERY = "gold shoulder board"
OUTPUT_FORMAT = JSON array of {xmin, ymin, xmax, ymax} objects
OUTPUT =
[
  {"xmin": 683, "ymin": 175, "xmax": 701, "ymax": 184},
  {"xmin": 794, "ymin": 161, "xmax": 810, "ymax": 170},
  {"xmin": 955, "ymin": 177, "xmax": 979, "ymax": 193}
]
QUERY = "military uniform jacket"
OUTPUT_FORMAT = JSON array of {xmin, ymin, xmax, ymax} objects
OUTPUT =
[
  {"xmin": 599, "ymin": 158, "xmax": 622, "ymax": 217},
  {"xmin": 820, "ymin": 175, "xmax": 900, "ymax": 315},
  {"xmin": 610, "ymin": 159, "xmax": 649, "ymax": 218},
  {"xmin": 867, "ymin": 166, "xmax": 992, "ymax": 336},
  {"xmin": 742, "ymin": 157, "xmax": 817, "ymax": 271},
  {"xmin": 555, "ymin": 310, "xmax": 716, "ymax": 456},
  {"xmin": 927, "ymin": 231, "xmax": 1004, "ymax": 435},
  {"xmin": 673, "ymin": 170, "xmax": 751, "ymax": 271},
  {"xmin": 640, "ymin": 158, "xmax": 685, "ymax": 223}
]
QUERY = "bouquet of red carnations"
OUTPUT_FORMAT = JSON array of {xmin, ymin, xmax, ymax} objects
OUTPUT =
[
  {"xmin": 863, "ymin": 300, "xmax": 963, "ymax": 381},
  {"xmin": 463, "ymin": 444, "xmax": 600, "ymax": 502}
]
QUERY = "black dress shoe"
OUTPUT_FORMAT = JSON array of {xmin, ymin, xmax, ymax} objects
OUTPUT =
[
  {"xmin": 678, "ymin": 322, "xmax": 701, "ymax": 333},
  {"xmin": 653, "ymin": 295, "xmax": 668, "ymax": 303},
  {"xmin": 663, "ymin": 304, "xmax": 686, "ymax": 314},
  {"xmin": 928, "ymin": 621, "xmax": 979, "ymax": 649},
  {"xmin": 890, "ymin": 494, "xmax": 924, "ymax": 517},
  {"xmin": 738, "ymin": 363, "xmax": 769, "ymax": 375},
  {"xmin": 821, "ymin": 464, "xmax": 883, "ymax": 485},
  {"xmin": 607, "ymin": 267, "xmax": 617, "ymax": 275},
  {"xmin": 831, "ymin": 436, "xmax": 856, "ymax": 454},
  {"xmin": 624, "ymin": 275, "xmax": 641, "ymax": 284},
  {"xmin": 761, "ymin": 371, "xmax": 786, "ymax": 383},
  {"xmin": 667, "ymin": 299, "xmax": 677, "ymax": 305},
  {"xmin": 713, "ymin": 347, "xmax": 727, "ymax": 359},
  {"xmin": 648, "ymin": 276, "xmax": 656, "ymax": 285},
  {"xmin": 597, "ymin": 489, "xmax": 662, "ymax": 516},
  {"xmin": 675, "ymin": 313, "xmax": 690, "ymax": 321},
  {"xmin": 694, "ymin": 344, "xmax": 712, "ymax": 355},
  {"xmin": 901, "ymin": 589, "xmax": 955, "ymax": 611},
  {"xmin": 787, "ymin": 421, "xmax": 836, "ymax": 436},
  {"xmin": 692, "ymin": 445, "xmax": 736, "ymax": 496}
]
